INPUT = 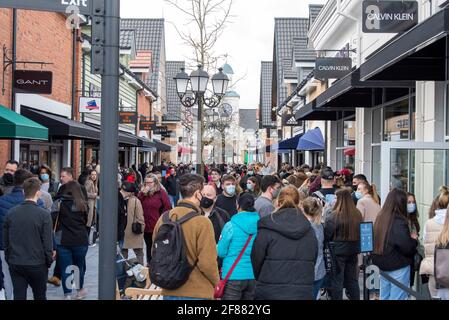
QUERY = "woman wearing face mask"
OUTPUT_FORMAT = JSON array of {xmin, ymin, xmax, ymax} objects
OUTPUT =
[
  {"xmin": 245, "ymin": 177, "xmax": 261, "ymax": 200},
  {"xmin": 217, "ymin": 193, "xmax": 260, "ymax": 300},
  {"xmin": 38, "ymin": 165, "xmax": 57, "ymax": 198},
  {"xmin": 355, "ymin": 181, "xmax": 381, "ymax": 223},
  {"xmin": 138, "ymin": 174, "xmax": 172, "ymax": 265}
]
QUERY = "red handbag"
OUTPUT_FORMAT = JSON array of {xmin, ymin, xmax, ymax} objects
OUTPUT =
[{"xmin": 214, "ymin": 234, "xmax": 253, "ymax": 299}]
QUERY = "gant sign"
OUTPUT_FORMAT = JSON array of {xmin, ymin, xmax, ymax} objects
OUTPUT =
[
  {"xmin": 14, "ymin": 70, "xmax": 53, "ymax": 94},
  {"xmin": 363, "ymin": 1, "xmax": 418, "ymax": 33}
]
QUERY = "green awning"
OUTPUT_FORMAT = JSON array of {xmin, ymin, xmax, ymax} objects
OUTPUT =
[{"xmin": 0, "ymin": 105, "xmax": 48, "ymax": 140}]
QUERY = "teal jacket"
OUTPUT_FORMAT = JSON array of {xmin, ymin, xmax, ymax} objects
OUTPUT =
[{"xmin": 217, "ymin": 211, "xmax": 259, "ymax": 280}]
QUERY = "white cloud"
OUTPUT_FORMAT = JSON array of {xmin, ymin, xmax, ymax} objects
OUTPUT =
[{"xmin": 121, "ymin": 0, "xmax": 327, "ymax": 109}]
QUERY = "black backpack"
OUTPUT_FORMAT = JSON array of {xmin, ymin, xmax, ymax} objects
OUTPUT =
[{"xmin": 149, "ymin": 203, "xmax": 199, "ymax": 290}]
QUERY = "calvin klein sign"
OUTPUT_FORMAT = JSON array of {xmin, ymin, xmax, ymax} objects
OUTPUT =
[
  {"xmin": 363, "ymin": 1, "xmax": 418, "ymax": 33},
  {"xmin": 14, "ymin": 70, "xmax": 53, "ymax": 94},
  {"xmin": 315, "ymin": 58, "xmax": 352, "ymax": 80}
]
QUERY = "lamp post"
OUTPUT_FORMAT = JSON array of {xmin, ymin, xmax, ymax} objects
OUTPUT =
[{"xmin": 174, "ymin": 65, "xmax": 229, "ymax": 176}]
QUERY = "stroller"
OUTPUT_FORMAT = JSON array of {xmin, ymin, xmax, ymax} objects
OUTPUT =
[{"xmin": 116, "ymin": 245, "xmax": 147, "ymax": 299}]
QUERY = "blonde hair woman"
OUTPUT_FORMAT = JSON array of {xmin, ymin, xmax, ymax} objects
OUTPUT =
[
  {"xmin": 137, "ymin": 174, "xmax": 171, "ymax": 265},
  {"xmin": 251, "ymin": 186, "xmax": 318, "ymax": 300},
  {"xmin": 420, "ymin": 186, "xmax": 449, "ymax": 298},
  {"xmin": 302, "ymin": 197, "xmax": 325, "ymax": 300}
]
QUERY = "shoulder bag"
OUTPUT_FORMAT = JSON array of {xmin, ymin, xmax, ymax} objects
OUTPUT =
[
  {"xmin": 214, "ymin": 234, "xmax": 253, "ymax": 299},
  {"xmin": 131, "ymin": 197, "xmax": 143, "ymax": 235}
]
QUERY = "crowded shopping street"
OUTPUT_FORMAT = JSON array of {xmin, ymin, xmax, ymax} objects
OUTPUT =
[{"xmin": 0, "ymin": 0, "xmax": 449, "ymax": 308}]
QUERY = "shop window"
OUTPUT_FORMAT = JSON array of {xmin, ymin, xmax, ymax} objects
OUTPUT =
[
  {"xmin": 384, "ymin": 99, "xmax": 410, "ymax": 141},
  {"xmin": 336, "ymin": 120, "xmax": 356, "ymax": 169}
]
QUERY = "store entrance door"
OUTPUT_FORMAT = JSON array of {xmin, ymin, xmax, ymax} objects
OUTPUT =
[{"xmin": 381, "ymin": 142, "xmax": 449, "ymax": 223}]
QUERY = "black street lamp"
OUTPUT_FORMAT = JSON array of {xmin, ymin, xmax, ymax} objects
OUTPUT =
[{"xmin": 174, "ymin": 65, "xmax": 230, "ymax": 175}]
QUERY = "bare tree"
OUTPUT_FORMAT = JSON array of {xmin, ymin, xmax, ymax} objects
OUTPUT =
[{"xmin": 165, "ymin": 0, "xmax": 234, "ymax": 72}]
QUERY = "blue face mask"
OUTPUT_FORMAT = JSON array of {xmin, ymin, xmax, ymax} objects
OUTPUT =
[
  {"xmin": 40, "ymin": 173, "xmax": 50, "ymax": 181},
  {"xmin": 355, "ymin": 192, "xmax": 363, "ymax": 200},
  {"xmin": 407, "ymin": 203, "xmax": 416, "ymax": 214},
  {"xmin": 225, "ymin": 185, "xmax": 236, "ymax": 196},
  {"xmin": 246, "ymin": 183, "xmax": 254, "ymax": 191}
]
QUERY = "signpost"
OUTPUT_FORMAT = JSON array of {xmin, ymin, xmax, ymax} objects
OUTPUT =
[
  {"xmin": 360, "ymin": 222, "xmax": 374, "ymax": 300},
  {"xmin": 0, "ymin": 0, "xmax": 93, "ymax": 15},
  {"xmin": 0, "ymin": 0, "xmax": 120, "ymax": 300},
  {"xmin": 363, "ymin": 0, "xmax": 418, "ymax": 33},
  {"xmin": 13, "ymin": 70, "xmax": 53, "ymax": 94}
]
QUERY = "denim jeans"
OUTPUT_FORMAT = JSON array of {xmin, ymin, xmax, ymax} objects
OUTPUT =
[
  {"xmin": 313, "ymin": 277, "xmax": 325, "ymax": 300},
  {"xmin": 329, "ymin": 254, "xmax": 360, "ymax": 300},
  {"xmin": 164, "ymin": 296, "xmax": 208, "ymax": 300},
  {"xmin": 380, "ymin": 265, "xmax": 410, "ymax": 300},
  {"xmin": 57, "ymin": 245, "xmax": 88, "ymax": 295},
  {"xmin": 168, "ymin": 195, "xmax": 176, "ymax": 208},
  {"xmin": 222, "ymin": 280, "xmax": 256, "ymax": 300}
]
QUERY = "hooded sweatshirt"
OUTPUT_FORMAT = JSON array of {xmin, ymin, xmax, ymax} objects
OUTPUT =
[
  {"xmin": 217, "ymin": 211, "xmax": 259, "ymax": 280},
  {"xmin": 250, "ymin": 207, "xmax": 318, "ymax": 300}
]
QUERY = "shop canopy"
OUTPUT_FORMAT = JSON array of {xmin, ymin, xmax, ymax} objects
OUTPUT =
[
  {"xmin": 315, "ymin": 69, "xmax": 414, "ymax": 110},
  {"xmin": 21, "ymin": 107, "xmax": 100, "ymax": 140},
  {"xmin": 272, "ymin": 133, "xmax": 304, "ymax": 151},
  {"xmin": 297, "ymin": 127, "xmax": 325, "ymax": 151},
  {"xmin": 154, "ymin": 139, "xmax": 172, "ymax": 152},
  {"xmin": 138, "ymin": 136, "xmax": 157, "ymax": 151},
  {"xmin": 0, "ymin": 105, "xmax": 48, "ymax": 141},
  {"xmin": 295, "ymin": 100, "xmax": 355, "ymax": 121},
  {"xmin": 86, "ymin": 123, "xmax": 138, "ymax": 146},
  {"xmin": 360, "ymin": 7, "xmax": 449, "ymax": 81}
]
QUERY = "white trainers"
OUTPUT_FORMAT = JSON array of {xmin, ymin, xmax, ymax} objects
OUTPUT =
[
  {"xmin": 0, "ymin": 289, "xmax": 6, "ymax": 300},
  {"xmin": 75, "ymin": 288, "xmax": 88, "ymax": 300}
]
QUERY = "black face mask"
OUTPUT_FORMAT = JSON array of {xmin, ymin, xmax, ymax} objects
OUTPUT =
[
  {"xmin": 2, "ymin": 173, "xmax": 13, "ymax": 186},
  {"xmin": 200, "ymin": 196, "xmax": 214, "ymax": 209},
  {"xmin": 352, "ymin": 185, "xmax": 358, "ymax": 192}
]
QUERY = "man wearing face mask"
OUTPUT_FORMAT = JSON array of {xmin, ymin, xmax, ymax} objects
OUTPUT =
[
  {"xmin": 0, "ymin": 160, "xmax": 19, "ymax": 196},
  {"xmin": 254, "ymin": 175, "xmax": 282, "ymax": 218},
  {"xmin": 215, "ymin": 175, "xmax": 239, "ymax": 217},
  {"xmin": 201, "ymin": 185, "xmax": 230, "ymax": 243},
  {"xmin": 152, "ymin": 173, "xmax": 219, "ymax": 300}
]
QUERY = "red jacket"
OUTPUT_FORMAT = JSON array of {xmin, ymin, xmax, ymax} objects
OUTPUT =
[{"xmin": 138, "ymin": 189, "xmax": 172, "ymax": 233}]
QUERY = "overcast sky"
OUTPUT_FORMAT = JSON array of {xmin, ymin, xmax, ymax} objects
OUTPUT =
[{"xmin": 121, "ymin": 0, "xmax": 327, "ymax": 109}]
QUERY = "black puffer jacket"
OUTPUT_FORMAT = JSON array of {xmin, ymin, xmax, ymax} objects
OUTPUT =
[
  {"xmin": 55, "ymin": 195, "xmax": 89, "ymax": 247},
  {"xmin": 251, "ymin": 207, "xmax": 318, "ymax": 300},
  {"xmin": 324, "ymin": 212, "xmax": 361, "ymax": 256},
  {"xmin": 372, "ymin": 215, "xmax": 417, "ymax": 272}
]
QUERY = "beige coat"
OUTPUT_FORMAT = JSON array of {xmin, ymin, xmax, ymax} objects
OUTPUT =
[
  {"xmin": 153, "ymin": 200, "xmax": 220, "ymax": 299},
  {"xmin": 420, "ymin": 209, "xmax": 447, "ymax": 275},
  {"xmin": 85, "ymin": 179, "xmax": 98, "ymax": 227},
  {"xmin": 356, "ymin": 195, "xmax": 381, "ymax": 223},
  {"xmin": 123, "ymin": 196, "xmax": 145, "ymax": 249}
]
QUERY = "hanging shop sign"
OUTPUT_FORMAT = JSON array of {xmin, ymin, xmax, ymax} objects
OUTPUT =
[
  {"xmin": 119, "ymin": 111, "xmax": 138, "ymax": 125},
  {"xmin": 13, "ymin": 70, "xmax": 53, "ymax": 94},
  {"xmin": 139, "ymin": 120, "xmax": 156, "ymax": 131},
  {"xmin": 0, "ymin": 0, "xmax": 93, "ymax": 15},
  {"xmin": 362, "ymin": 1, "xmax": 418, "ymax": 33},
  {"xmin": 315, "ymin": 57, "xmax": 352, "ymax": 80},
  {"xmin": 282, "ymin": 113, "xmax": 299, "ymax": 127},
  {"xmin": 79, "ymin": 97, "xmax": 101, "ymax": 113},
  {"xmin": 153, "ymin": 126, "xmax": 169, "ymax": 135}
]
